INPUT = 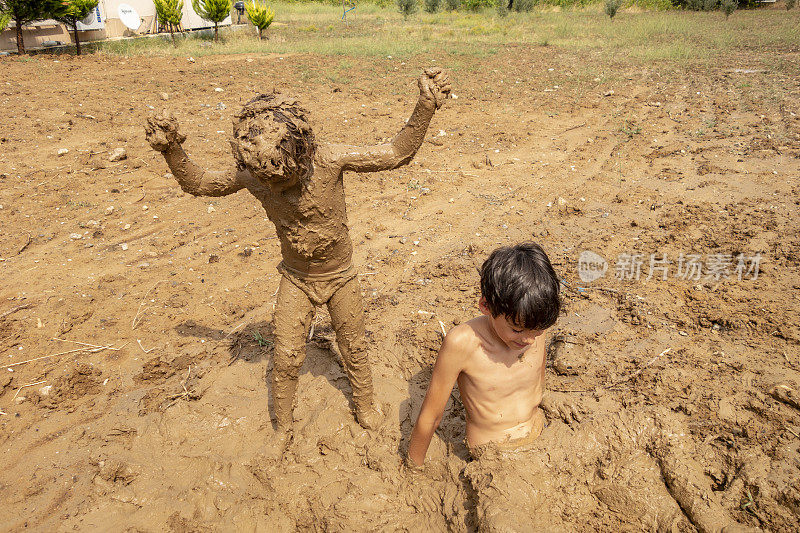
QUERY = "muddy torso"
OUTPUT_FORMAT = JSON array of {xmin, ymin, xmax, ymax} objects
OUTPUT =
[
  {"xmin": 243, "ymin": 149, "xmax": 353, "ymax": 275},
  {"xmin": 457, "ymin": 317, "xmax": 546, "ymax": 447}
]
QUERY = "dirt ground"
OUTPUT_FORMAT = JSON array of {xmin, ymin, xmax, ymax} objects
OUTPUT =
[{"xmin": 1, "ymin": 45, "xmax": 799, "ymax": 532}]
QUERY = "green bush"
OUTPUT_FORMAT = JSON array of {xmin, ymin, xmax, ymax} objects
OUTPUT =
[
  {"xmin": 191, "ymin": 0, "xmax": 232, "ymax": 41},
  {"xmin": 605, "ymin": 0, "xmax": 622, "ymax": 17},
  {"xmin": 512, "ymin": 0, "xmax": 535, "ymax": 11},
  {"xmin": 495, "ymin": 0, "xmax": 508, "ymax": 15},
  {"xmin": 245, "ymin": 0, "xmax": 274, "ymax": 39},
  {"xmin": 154, "ymin": 0, "xmax": 183, "ymax": 46},
  {"xmin": 720, "ymin": 0, "xmax": 735, "ymax": 16},
  {"xmin": 424, "ymin": 0, "xmax": 440, "ymax": 12},
  {"xmin": 397, "ymin": 0, "xmax": 418, "ymax": 17},
  {"xmin": 444, "ymin": 0, "xmax": 460, "ymax": 9},
  {"xmin": 461, "ymin": 0, "xmax": 492, "ymax": 10},
  {"xmin": 786, "ymin": 0, "xmax": 795, "ymax": 9}
]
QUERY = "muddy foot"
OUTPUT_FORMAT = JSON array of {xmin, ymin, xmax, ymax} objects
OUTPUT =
[
  {"xmin": 256, "ymin": 429, "xmax": 291, "ymax": 461},
  {"xmin": 356, "ymin": 403, "xmax": 385, "ymax": 431}
]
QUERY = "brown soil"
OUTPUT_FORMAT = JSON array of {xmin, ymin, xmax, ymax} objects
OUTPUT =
[{"xmin": 1, "ymin": 47, "xmax": 799, "ymax": 531}]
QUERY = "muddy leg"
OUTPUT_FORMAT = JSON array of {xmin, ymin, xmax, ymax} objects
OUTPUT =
[
  {"xmin": 272, "ymin": 276, "xmax": 315, "ymax": 431},
  {"xmin": 327, "ymin": 276, "xmax": 378, "ymax": 429}
]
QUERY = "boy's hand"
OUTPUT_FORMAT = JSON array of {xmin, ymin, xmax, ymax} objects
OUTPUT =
[
  {"xmin": 145, "ymin": 111, "xmax": 187, "ymax": 152},
  {"xmin": 418, "ymin": 67, "xmax": 451, "ymax": 110},
  {"xmin": 541, "ymin": 391, "xmax": 583, "ymax": 424}
]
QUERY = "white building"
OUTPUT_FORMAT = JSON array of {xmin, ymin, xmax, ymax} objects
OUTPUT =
[{"xmin": 1, "ymin": 0, "xmax": 233, "ymax": 52}]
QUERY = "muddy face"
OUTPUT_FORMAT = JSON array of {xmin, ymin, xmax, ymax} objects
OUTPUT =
[{"xmin": 231, "ymin": 95, "xmax": 316, "ymax": 190}]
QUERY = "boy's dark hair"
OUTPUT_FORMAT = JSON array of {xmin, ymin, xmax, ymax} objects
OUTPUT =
[{"xmin": 480, "ymin": 242, "xmax": 561, "ymax": 330}]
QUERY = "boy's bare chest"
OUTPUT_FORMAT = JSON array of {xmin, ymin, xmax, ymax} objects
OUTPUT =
[{"xmin": 463, "ymin": 349, "xmax": 544, "ymax": 395}]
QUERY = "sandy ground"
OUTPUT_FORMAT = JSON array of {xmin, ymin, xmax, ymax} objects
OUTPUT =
[{"xmin": 0, "ymin": 46, "xmax": 799, "ymax": 531}]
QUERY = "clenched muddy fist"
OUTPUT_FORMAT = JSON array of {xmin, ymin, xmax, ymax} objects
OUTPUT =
[
  {"xmin": 145, "ymin": 111, "xmax": 187, "ymax": 152},
  {"xmin": 419, "ymin": 67, "xmax": 451, "ymax": 110}
]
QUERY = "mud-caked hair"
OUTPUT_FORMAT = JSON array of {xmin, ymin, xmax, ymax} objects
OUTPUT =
[
  {"xmin": 231, "ymin": 94, "xmax": 316, "ymax": 179},
  {"xmin": 480, "ymin": 242, "xmax": 561, "ymax": 330}
]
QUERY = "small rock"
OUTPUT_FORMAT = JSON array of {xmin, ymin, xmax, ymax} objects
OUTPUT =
[
  {"xmin": 138, "ymin": 262, "xmax": 150, "ymax": 268},
  {"xmin": 86, "ymin": 220, "xmax": 99, "ymax": 227},
  {"xmin": 109, "ymin": 147, "xmax": 127, "ymax": 162},
  {"xmin": 207, "ymin": 205, "xmax": 216, "ymax": 213},
  {"xmin": 214, "ymin": 87, "xmax": 224, "ymax": 92},
  {"xmin": 209, "ymin": 254, "xmax": 220, "ymax": 263},
  {"xmin": 120, "ymin": 243, "xmax": 129, "ymax": 251},
  {"xmin": 58, "ymin": 148, "xmax": 69, "ymax": 156},
  {"xmin": 105, "ymin": 206, "xmax": 114, "ymax": 214},
  {"xmin": 160, "ymin": 92, "xmax": 170, "ymax": 101},
  {"xmin": 69, "ymin": 233, "xmax": 83, "ymax": 240},
  {"xmin": 217, "ymin": 103, "xmax": 226, "ymax": 110},
  {"xmin": 38, "ymin": 385, "xmax": 52, "ymax": 396},
  {"xmin": 123, "ymin": 224, "xmax": 131, "ymax": 230},
  {"xmin": 15, "ymin": 396, "xmax": 26, "ymax": 404},
  {"xmin": 164, "ymin": 173, "xmax": 174, "ymax": 180},
  {"xmin": 188, "ymin": 57, "xmax": 195, "ymax": 63},
  {"xmin": 603, "ymin": 90, "xmax": 614, "ymax": 97},
  {"xmin": 142, "ymin": 205, "xmax": 149, "ymax": 211}
]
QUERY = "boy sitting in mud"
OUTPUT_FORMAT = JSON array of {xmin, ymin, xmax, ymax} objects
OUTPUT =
[
  {"xmin": 145, "ymin": 68, "xmax": 451, "ymax": 439},
  {"xmin": 407, "ymin": 242, "xmax": 577, "ymax": 464},
  {"xmin": 408, "ymin": 243, "xmax": 754, "ymax": 532}
]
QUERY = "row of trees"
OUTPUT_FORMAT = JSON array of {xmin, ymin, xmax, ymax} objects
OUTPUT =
[
  {"xmin": 154, "ymin": 0, "xmax": 274, "ymax": 44},
  {"xmin": 0, "ymin": 0, "xmax": 99, "ymax": 54},
  {"xmin": 0, "ymin": 0, "xmax": 274, "ymax": 55}
]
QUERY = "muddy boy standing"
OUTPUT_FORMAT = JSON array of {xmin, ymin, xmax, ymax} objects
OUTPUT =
[{"xmin": 145, "ymin": 68, "xmax": 450, "ymax": 441}]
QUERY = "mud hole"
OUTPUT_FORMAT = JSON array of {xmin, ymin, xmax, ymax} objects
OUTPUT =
[{"xmin": 1, "ymin": 46, "xmax": 799, "ymax": 531}]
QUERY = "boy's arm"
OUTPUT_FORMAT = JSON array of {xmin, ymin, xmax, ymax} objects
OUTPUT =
[
  {"xmin": 145, "ymin": 112, "xmax": 248, "ymax": 197},
  {"xmin": 330, "ymin": 68, "xmax": 451, "ymax": 174},
  {"xmin": 407, "ymin": 327, "xmax": 467, "ymax": 468}
]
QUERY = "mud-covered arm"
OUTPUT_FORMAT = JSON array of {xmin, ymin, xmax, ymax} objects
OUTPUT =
[
  {"xmin": 333, "ymin": 68, "xmax": 451, "ymax": 174},
  {"xmin": 145, "ymin": 112, "xmax": 247, "ymax": 197},
  {"xmin": 407, "ymin": 326, "xmax": 466, "ymax": 467}
]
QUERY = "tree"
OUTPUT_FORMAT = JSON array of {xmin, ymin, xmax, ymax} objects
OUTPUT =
[
  {"xmin": 0, "ymin": 12, "xmax": 10, "ymax": 32},
  {"xmin": 720, "ymin": 0, "xmax": 736, "ymax": 17},
  {"xmin": 154, "ymin": 0, "xmax": 184, "ymax": 46},
  {"xmin": 191, "ymin": 0, "xmax": 231, "ymax": 42},
  {"xmin": 605, "ymin": 0, "xmax": 622, "ymax": 18},
  {"xmin": 0, "ymin": 0, "xmax": 61, "ymax": 54},
  {"xmin": 53, "ymin": 0, "xmax": 99, "ymax": 56},
  {"xmin": 244, "ymin": 0, "xmax": 273, "ymax": 41},
  {"xmin": 397, "ymin": 0, "xmax": 418, "ymax": 18}
]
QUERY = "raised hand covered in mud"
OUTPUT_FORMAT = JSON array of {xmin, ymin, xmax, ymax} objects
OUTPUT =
[{"xmin": 144, "ymin": 69, "xmax": 450, "ymax": 442}]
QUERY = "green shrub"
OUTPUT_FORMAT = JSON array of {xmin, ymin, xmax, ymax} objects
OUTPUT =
[
  {"xmin": 444, "ymin": 0, "xmax": 461, "ymax": 8},
  {"xmin": 605, "ymin": 0, "xmax": 622, "ymax": 18},
  {"xmin": 720, "ymin": 0, "xmax": 735, "ymax": 16},
  {"xmin": 786, "ymin": 0, "xmax": 795, "ymax": 9},
  {"xmin": 424, "ymin": 0, "xmax": 440, "ymax": 12},
  {"xmin": 245, "ymin": 0, "xmax": 273, "ymax": 39},
  {"xmin": 495, "ymin": 0, "xmax": 508, "ymax": 15},
  {"xmin": 0, "ymin": 12, "xmax": 9, "ymax": 31},
  {"xmin": 462, "ymin": 0, "xmax": 492, "ymax": 10},
  {"xmin": 191, "ymin": 0, "xmax": 232, "ymax": 41},
  {"xmin": 153, "ymin": 0, "xmax": 183, "ymax": 46},
  {"xmin": 512, "ymin": 0, "xmax": 535, "ymax": 11},
  {"xmin": 397, "ymin": 0, "xmax": 418, "ymax": 17}
]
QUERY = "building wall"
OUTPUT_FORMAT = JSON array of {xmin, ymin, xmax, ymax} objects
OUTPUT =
[{"xmin": 0, "ymin": 0, "xmax": 232, "ymax": 52}]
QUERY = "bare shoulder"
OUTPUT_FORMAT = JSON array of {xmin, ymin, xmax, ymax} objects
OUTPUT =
[{"xmin": 440, "ymin": 321, "xmax": 482, "ymax": 358}]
